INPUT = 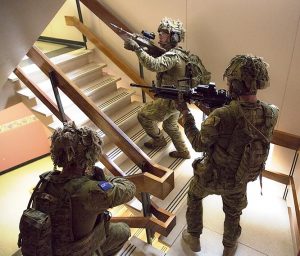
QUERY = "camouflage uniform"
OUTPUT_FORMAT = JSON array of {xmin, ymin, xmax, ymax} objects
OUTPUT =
[
  {"xmin": 180, "ymin": 55, "xmax": 279, "ymax": 250},
  {"xmin": 31, "ymin": 122, "xmax": 136, "ymax": 256},
  {"xmin": 184, "ymin": 100, "xmax": 278, "ymax": 247},
  {"xmin": 36, "ymin": 171, "xmax": 135, "ymax": 256},
  {"xmin": 135, "ymin": 47, "xmax": 190, "ymax": 153}
]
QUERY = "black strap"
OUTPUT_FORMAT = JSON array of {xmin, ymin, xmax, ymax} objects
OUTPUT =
[{"xmin": 26, "ymin": 171, "xmax": 53, "ymax": 209}]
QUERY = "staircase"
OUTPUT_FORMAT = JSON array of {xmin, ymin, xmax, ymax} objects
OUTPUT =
[
  {"xmin": 12, "ymin": 42, "xmax": 294, "ymax": 256},
  {"xmin": 12, "ymin": 41, "xmax": 196, "ymax": 253}
]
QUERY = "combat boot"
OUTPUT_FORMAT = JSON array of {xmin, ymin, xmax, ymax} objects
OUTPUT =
[
  {"xmin": 169, "ymin": 150, "xmax": 191, "ymax": 159},
  {"xmin": 223, "ymin": 243, "xmax": 238, "ymax": 256},
  {"xmin": 182, "ymin": 229, "xmax": 201, "ymax": 252},
  {"xmin": 144, "ymin": 137, "xmax": 167, "ymax": 149}
]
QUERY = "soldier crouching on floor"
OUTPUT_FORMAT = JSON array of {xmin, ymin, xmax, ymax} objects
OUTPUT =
[{"xmin": 21, "ymin": 122, "xmax": 136, "ymax": 256}]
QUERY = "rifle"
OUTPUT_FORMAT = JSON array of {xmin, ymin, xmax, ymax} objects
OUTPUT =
[
  {"xmin": 130, "ymin": 82, "xmax": 231, "ymax": 109},
  {"xmin": 110, "ymin": 23, "xmax": 165, "ymax": 57}
]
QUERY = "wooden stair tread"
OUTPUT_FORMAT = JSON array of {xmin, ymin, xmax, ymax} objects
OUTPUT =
[
  {"xmin": 10, "ymin": 48, "xmax": 93, "ymax": 83},
  {"xmin": 94, "ymin": 87, "xmax": 135, "ymax": 111},
  {"xmin": 81, "ymin": 74, "xmax": 121, "ymax": 96},
  {"xmin": 66, "ymin": 62, "xmax": 106, "ymax": 80},
  {"xmin": 50, "ymin": 48, "xmax": 93, "ymax": 65},
  {"xmin": 48, "ymin": 88, "xmax": 136, "ymax": 130},
  {"xmin": 17, "ymin": 62, "xmax": 106, "ymax": 100}
]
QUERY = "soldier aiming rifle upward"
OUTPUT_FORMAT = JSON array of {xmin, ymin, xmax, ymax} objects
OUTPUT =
[
  {"xmin": 130, "ymin": 82, "xmax": 231, "ymax": 109},
  {"xmin": 110, "ymin": 23, "xmax": 165, "ymax": 57}
]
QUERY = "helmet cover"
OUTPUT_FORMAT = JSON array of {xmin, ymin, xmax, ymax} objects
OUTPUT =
[
  {"xmin": 50, "ymin": 121, "xmax": 103, "ymax": 171},
  {"xmin": 223, "ymin": 54, "xmax": 270, "ymax": 95},
  {"xmin": 158, "ymin": 17, "xmax": 185, "ymax": 42}
]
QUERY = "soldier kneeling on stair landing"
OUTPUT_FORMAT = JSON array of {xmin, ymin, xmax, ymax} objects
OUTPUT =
[{"xmin": 18, "ymin": 122, "xmax": 136, "ymax": 256}]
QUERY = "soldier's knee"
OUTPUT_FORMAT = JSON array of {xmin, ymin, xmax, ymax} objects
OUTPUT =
[
  {"xmin": 113, "ymin": 222, "xmax": 131, "ymax": 240},
  {"xmin": 162, "ymin": 122, "xmax": 173, "ymax": 133},
  {"xmin": 137, "ymin": 111, "xmax": 147, "ymax": 124}
]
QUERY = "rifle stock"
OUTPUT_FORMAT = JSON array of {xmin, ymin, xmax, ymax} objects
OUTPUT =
[{"xmin": 130, "ymin": 82, "xmax": 231, "ymax": 109}]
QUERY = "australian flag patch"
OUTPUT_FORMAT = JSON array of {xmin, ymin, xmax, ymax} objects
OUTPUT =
[{"xmin": 98, "ymin": 181, "xmax": 114, "ymax": 191}]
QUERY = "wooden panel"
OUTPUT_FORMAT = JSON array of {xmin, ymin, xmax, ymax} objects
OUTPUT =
[
  {"xmin": 262, "ymin": 169, "xmax": 290, "ymax": 185},
  {"xmin": 289, "ymin": 177, "xmax": 300, "ymax": 252},
  {"xmin": 272, "ymin": 130, "xmax": 300, "ymax": 150},
  {"xmin": 111, "ymin": 215, "xmax": 176, "ymax": 237}
]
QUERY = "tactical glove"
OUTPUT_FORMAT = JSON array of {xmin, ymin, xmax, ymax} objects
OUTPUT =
[
  {"xmin": 175, "ymin": 92, "xmax": 189, "ymax": 112},
  {"xmin": 124, "ymin": 38, "xmax": 140, "ymax": 51},
  {"xmin": 93, "ymin": 166, "xmax": 106, "ymax": 181}
]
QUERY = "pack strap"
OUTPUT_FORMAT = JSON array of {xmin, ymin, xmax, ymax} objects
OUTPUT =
[
  {"xmin": 26, "ymin": 171, "xmax": 53, "ymax": 209},
  {"xmin": 236, "ymin": 101, "xmax": 270, "ymax": 144}
]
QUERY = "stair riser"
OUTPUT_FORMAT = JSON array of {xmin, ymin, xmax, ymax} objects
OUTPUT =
[
  {"xmin": 88, "ymin": 83, "xmax": 118, "ymax": 102},
  {"xmin": 20, "ymin": 96, "xmax": 37, "ymax": 108},
  {"xmin": 31, "ymin": 110, "xmax": 54, "ymax": 126},
  {"xmin": 57, "ymin": 54, "xmax": 91, "ymax": 73},
  {"xmin": 72, "ymin": 68, "xmax": 104, "ymax": 88},
  {"xmin": 22, "ymin": 69, "xmax": 49, "ymax": 85},
  {"xmin": 103, "ymin": 95, "xmax": 133, "ymax": 116}
]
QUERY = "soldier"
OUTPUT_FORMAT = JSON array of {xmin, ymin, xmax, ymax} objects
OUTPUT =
[
  {"xmin": 124, "ymin": 17, "xmax": 191, "ymax": 159},
  {"xmin": 177, "ymin": 55, "xmax": 279, "ymax": 255},
  {"xmin": 30, "ymin": 122, "xmax": 135, "ymax": 256}
]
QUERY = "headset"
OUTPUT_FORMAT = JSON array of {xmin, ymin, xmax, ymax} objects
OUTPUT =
[{"xmin": 170, "ymin": 29, "xmax": 181, "ymax": 44}]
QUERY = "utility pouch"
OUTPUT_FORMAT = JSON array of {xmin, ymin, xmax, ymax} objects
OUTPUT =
[{"xmin": 19, "ymin": 208, "xmax": 52, "ymax": 256}]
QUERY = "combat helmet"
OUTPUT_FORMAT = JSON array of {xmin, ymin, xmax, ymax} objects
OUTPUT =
[
  {"xmin": 158, "ymin": 17, "xmax": 185, "ymax": 45},
  {"xmin": 50, "ymin": 121, "xmax": 103, "ymax": 171},
  {"xmin": 223, "ymin": 54, "xmax": 270, "ymax": 97}
]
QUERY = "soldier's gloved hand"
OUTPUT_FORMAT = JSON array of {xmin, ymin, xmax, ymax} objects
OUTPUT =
[
  {"xmin": 124, "ymin": 38, "xmax": 140, "ymax": 51},
  {"xmin": 175, "ymin": 92, "xmax": 189, "ymax": 113},
  {"xmin": 93, "ymin": 166, "xmax": 106, "ymax": 181}
]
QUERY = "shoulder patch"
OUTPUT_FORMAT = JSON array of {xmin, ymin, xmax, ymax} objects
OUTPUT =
[
  {"xmin": 98, "ymin": 181, "xmax": 114, "ymax": 191},
  {"xmin": 203, "ymin": 116, "xmax": 220, "ymax": 127}
]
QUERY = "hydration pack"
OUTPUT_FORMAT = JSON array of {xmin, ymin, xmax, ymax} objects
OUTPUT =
[
  {"xmin": 185, "ymin": 53, "xmax": 211, "ymax": 87},
  {"xmin": 230, "ymin": 102, "xmax": 278, "ymax": 185}
]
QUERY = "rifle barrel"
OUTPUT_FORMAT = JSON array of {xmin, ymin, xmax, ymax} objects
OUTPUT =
[{"xmin": 130, "ymin": 83, "xmax": 152, "ymax": 89}]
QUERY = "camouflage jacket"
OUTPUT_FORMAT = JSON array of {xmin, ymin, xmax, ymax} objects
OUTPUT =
[
  {"xmin": 183, "ymin": 100, "xmax": 279, "ymax": 189},
  {"xmin": 34, "ymin": 171, "xmax": 136, "ymax": 253},
  {"xmin": 135, "ymin": 47, "xmax": 188, "ymax": 87}
]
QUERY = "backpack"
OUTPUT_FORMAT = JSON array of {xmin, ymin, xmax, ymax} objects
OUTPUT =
[
  {"xmin": 185, "ymin": 53, "xmax": 211, "ymax": 87},
  {"xmin": 18, "ymin": 172, "xmax": 53, "ymax": 256},
  {"xmin": 18, "ymin": 171, "xmax": 75, "ymax": 256},
  {"xmin": 230, "ymin": 102, "xmax": 278, "ymax": 185},
  {"xmin": 19, "ymin": 170, "xmax": 107, "ymax": 256}
]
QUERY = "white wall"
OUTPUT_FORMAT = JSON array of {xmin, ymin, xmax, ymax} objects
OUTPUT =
[
  {"xmin": 0, "ymin": 0, "xmax": 66, "ymax": 89},
  {"xmin": 80, "ymin": 0, "xmax": 300, "ymax": 136},
  {"xmin": 78, "ymin": 0, "xmax": 300, "ymax": 198},
  {"xmin": 41, "ymin": 0, "xmax": 82, "ymax": 41}
]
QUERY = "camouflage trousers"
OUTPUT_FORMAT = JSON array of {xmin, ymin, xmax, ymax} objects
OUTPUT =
[
  {"xmin": 97, "ymin": 222, "xmax": 131, "ymax": 256},
  {"xmin": 186, "ymin": 175, "xmax": 248, "ymax": 247},
  {"xmin": 137, "ymin": 98, "xmax": 188, "ymax": 152}
]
